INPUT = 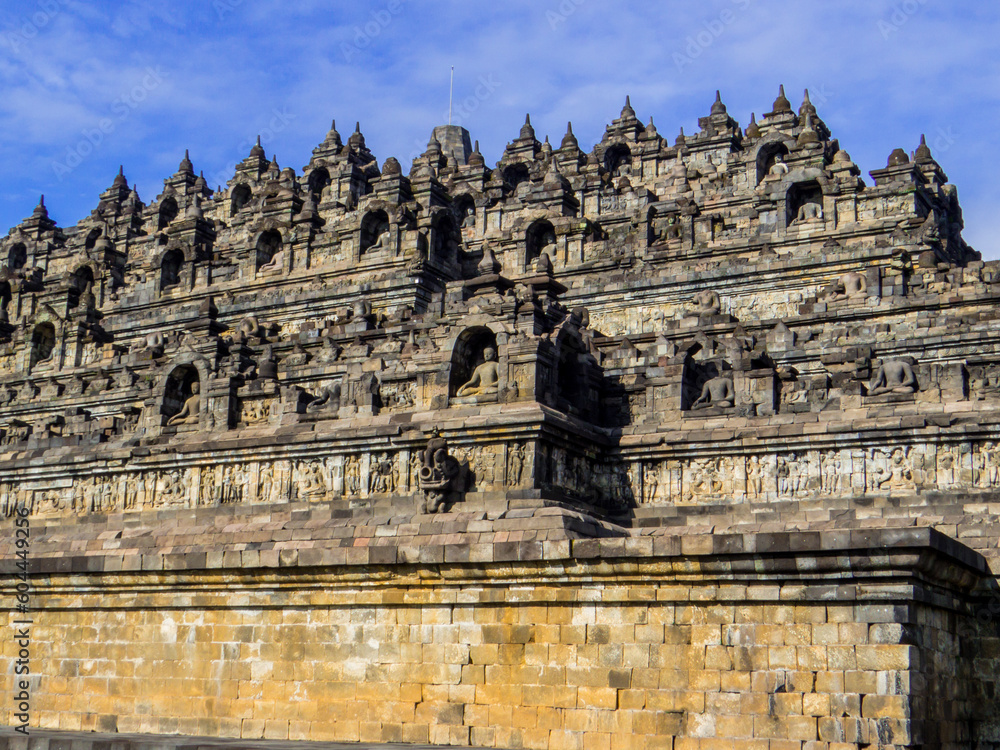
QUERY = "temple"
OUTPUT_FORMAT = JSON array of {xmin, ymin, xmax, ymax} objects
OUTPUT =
[{"xmin": 1, "ymin": 87, "xmax": 999, "ymax": 748}]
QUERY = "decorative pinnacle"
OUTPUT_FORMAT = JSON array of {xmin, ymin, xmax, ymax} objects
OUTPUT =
[{"xmin": 711, "ymin": 90, "xmax": 726, "ymax": 116}]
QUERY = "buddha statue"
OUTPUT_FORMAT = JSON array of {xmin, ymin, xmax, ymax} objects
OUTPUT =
[
  {"xmin": 692, "ymin": 376, "xmax": 735, "ymax": 409},
  {"xmin": 867, "ymin": 360, "xmax": 917, "ymax": 396},
  {"xmin": 691, "ymin": 289, "xmax": 721, "ymax": 316},
  {"xmin": 456, "ymin": 347, "xmax": 500, "ymax": 398},
  {"xmin": 167, "ymin": 382, "xmax": 201, "ymax": 426}
]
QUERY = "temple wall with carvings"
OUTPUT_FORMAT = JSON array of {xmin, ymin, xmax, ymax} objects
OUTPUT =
[{"xmin": 3, "ymin": 87, "xmax": 1000, "ymax": 746}]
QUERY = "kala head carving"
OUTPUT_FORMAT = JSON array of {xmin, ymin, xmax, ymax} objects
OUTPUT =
[{"xmin": 418, "ymin": 431, "xmax": 468, "ymax": 513}]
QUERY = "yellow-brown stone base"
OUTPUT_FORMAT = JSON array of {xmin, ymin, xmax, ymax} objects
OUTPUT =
[{"xmin": 2, "ymin": 525, "xmax": 999, "ymax": 748}]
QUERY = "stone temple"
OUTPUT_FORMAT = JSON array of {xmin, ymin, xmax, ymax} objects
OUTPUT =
[{"xmin": 1, "ymin": 86, "xmax": 999, "ymax": 748}]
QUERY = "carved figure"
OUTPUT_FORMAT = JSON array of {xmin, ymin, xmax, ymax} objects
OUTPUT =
[
  {"xmin": 822, "ymin": 452, "xmax": 842, "ymax": 494},
  {"xmin": 691, "ymin": 289, "xmax": 721, "ymax": 316},
  {"xmin": 821, "ymin": 271, "xmax": 867, "ymax": 301},
  {"xmin": 767, "ymin": 154, "xmax": 788, "ymax": 178},
  {"xmin": 344, "ymin": 456, "xmax": 361, "ymax": 495},
  {"xmin": 370, "ymin": 455, "xmax": 396, "ymax": 494},
  {"xmin": 258, "ymin": 248, "xmax": 284, "ymax": 272},
  {"xmin": 643, "ymin": 463, "xmax": 660, "ymax": 503},
  {"xmin": 299, "ymin": 461, "xmax": 327, "ymax": 499},
  {"xmin": 461, "ymin": 204, "xmax": 476, "ymax": 229},
  {"xmin": 239, "ymin": 316, "xmax": 261, "ymax": 340},
  {"xmin": 259, "ymin": 464, "xmax": 274, "ymax": 503},
  {"xmin": 456, "ymin": 347, "xmax": 500, "ymax": 397},
  {"xmin": 283, "ymin": 344, "xmax": 309, "ymax": 367},
  {"xmin": 368, "ymin": 227, "xmax": 390, "ymax": 252},
  {"xmin": 506, "ymin": 443, "xmax": 525, "ymax": 486},
  {"xmin": 307, "ymin": 383, "xmax": 341, "ymax": 413},
  {"xmin": 167, "ymin": 382, "xmax": 201, "ymax": 426},
  {"xmin": 867, "ymin": 359, "xmax": 917, "ymax": 396},
  {"xmin": 316, "ymin": 337, "xmax": 341, "ymax": 363},
  {"xmin": 201, "ymin": 469, "xmax": 217, "ymax": 506},
  {"xmin": 666, "ymin": 158, "xmax": 688, "ymax": 187},
  {"xmin": 794, "ymin": 201, "xmax": 823, "ymax": 223},
  {"xmin": 692, "ymin": 376, "xmax": 735, "ymax": 409},
  {"xmin": 746, "ymin": 456, "xmax": 762, "ymax": 497},
  {"xmin": 418, "ymin": 432, "xmax": 467, "ymax": 513},
  {"xmin": 875, "ymin": 448, "xmax": 913, "ymax": 491},
  {"xmin": 143, "ymin": 332, "xmax": 165, "ymax": 353}
]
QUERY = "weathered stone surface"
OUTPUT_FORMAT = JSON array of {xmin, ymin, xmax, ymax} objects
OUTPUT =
[{"xmin": 2, "ymin": 89, "xmax": 1000, "ymax": 747}]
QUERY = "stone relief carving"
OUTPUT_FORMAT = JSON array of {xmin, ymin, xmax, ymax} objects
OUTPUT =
[
  {"xmin": 344, "ymin": 455, "xmax": 362, "ymax": 496},
  {"xmin": 241, "ymin": 397, "xmax": 273, "ymax": 425},
  {"xmin": 369, "ymin": 453, "xmax": 396, "ymax": 494},
  {"xmin": 381, "ymin": 380, "xmax": 416, "ymax": 410},
  {"xmin": 506, "ymin": 442, "xmax": 526, "ymax": 486}
]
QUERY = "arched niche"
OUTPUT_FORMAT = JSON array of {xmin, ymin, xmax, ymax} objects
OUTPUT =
[
  {"xmin": 6, "ymin": 242, "xmax": 26, "ymax": 271},
  {"xmin": 503, "ymin": 164, "xmax": 530, "ymax": 191},
  {"xmin": 557, "ymin": 344, "xmax": 582, "ymax": 405},
  {"xmin": 360, "ymin": 210, "xmax": 390, "ymax": 255},
  {"xmin": 432, "ymin": 214, "xmax": 457, "ymax": 264},
  {"xmin": 84, "ymin": 228, "xmax": 101, "ymax": 251},
  {"xmin": 255, "ymin": 230, "xmax": 283, "ymax": 271},
  {"xmin": 30, "ymin": 322, "xmax": 56, "ymax": 370},
  {"xmin": 786, "ymin": 180, "xmax": 824, "ymax": 226},
  {"xmin": 307, "ymin": 168, "xmax": 331, "ymax": 200},
  {"xmin": 755, "ymin": 141, "xmax": 790, "ymax": 184},
  {"xmin": 0, "ymin": 280, "xmax": 11, "ymax": 321},
  {"xmin": 449, "ymin": 327, "xmax": 499, "ymax": 399},
  {"xmin": 67, "ymin": 266, "xmax": 94, "ymax": 309},
  {"xmin": 160, "ymin": 249, "xmax": 184, "ymax": 291},
  {"xmin": 158, "ymin": 197, "xmax": 179, "ymax": 230},
  {"xmin": 162, "ymin": 364, "xmax": 199, "ymax": 422},
  {"xmin": 525, "ymin": 219, "xmax": 556, "ymax": 269},
  {"xmin": 231, "ymin": 184, "xmax": 252, "ymax": 216},
  {"xmin": 454, "ymin": 194, "xmax": 476, "ymax": 229},
  {"xmin": 604, "ymin": 144, "xmax": 632, "ymax": 176}
]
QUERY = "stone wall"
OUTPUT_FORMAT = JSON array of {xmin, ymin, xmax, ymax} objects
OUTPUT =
[{"xmin": 3, "ymin": 508, "xmax": 998, "ymax": 749}]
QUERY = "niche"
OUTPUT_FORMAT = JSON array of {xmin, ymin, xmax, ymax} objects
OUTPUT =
[
  {"xmin": 160, "ymin": 249, "xmax": 183, "ymax": 291},
  {"xmin": 449, "ymin": 327, "xmax": 499, "ymax": 399},
  {"xmin": 158, "ymin": 197, "xmax": 179, "ymax": 230},
  {"xmin": 360, "ymin": 210, "xmax": 390, "ymax": 254},
  {"xmin": 30, "ymin": 323, "xmax": 56, "ymax": 370},
  {"xmin": 255, "ymin": 230, "xmax": 282, "ymax": 271},
  {"xmin": 605, "ymin": 145, "xmax": 632, "ymax": 177},
  {"xmin": 525, "ymin": 220, "xmax": 556, "ymax": 269},
  {"xmin": 231, "ymin": 184, "xmax": 252, "ymax": 216},
  {"xmin": 6, "ymin": 243, "xmax": 26, "ymax": 271},
  {"xmin": 163, "ymin": 365, "xmax": 199, "ymax": 421}
]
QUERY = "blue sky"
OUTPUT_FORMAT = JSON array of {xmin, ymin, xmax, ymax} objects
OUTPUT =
[{"xmin": 2, "ymin": 1, "xmax": 999, "ymax": 257}]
